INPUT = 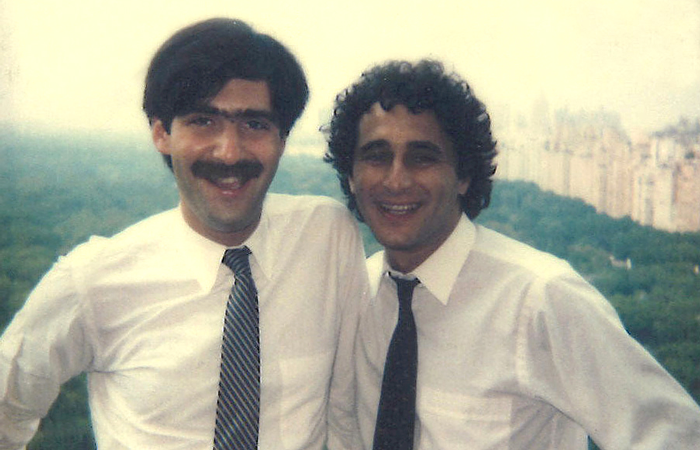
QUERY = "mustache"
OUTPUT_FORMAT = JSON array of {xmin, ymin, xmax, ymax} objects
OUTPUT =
[{"xmin": 191, "ymin": 160, "xmax": 264, "ymax": 180}]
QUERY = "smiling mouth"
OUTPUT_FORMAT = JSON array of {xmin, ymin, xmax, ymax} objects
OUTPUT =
[
  {"xmin": 192, "ymin": 161, "xmax": 263, "ymax": 190},
  {"xmin": 212, "ymin": 176, "xmax": 245, "ymax": 190},
  {"xmin": 378, "ymin": 202, "xmax": 420, "ymax": 215}
]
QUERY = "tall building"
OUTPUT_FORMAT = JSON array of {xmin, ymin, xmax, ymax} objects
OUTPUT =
[{"xmin": 497, "ymin": 110, "xmax": 700, "ymax": 233}]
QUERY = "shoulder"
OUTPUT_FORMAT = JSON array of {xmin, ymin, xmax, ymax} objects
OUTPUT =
[
  {"xmin": 469, "ymin": 224, "xmax": 618, "ymax": 320},
  {"xmin": 470, "ymin": 224, "xmax": 573, "ymax": 280},
  {"xmin": 263, "ymin": 193, "xmax": 355, "ymax": 228},
  {"xmin": 366, "ymin": 250, "xmax": 385, "ymax": 275},
  {"xmin": 264, "ymin": 193, "xmax": 347, "ymax": 215},
  {"xmin": 58, "ymin": 209, "xmax": 178, "ymax": 273},
  {"xmin": 16, "ymin": 209, "xmax": 177, "ymax": 326},
  {"xmin": 461, "ymin": 224, "xmax": 591, "ymax": 309},
  {"xmin": 253, "ymin": 194, "xmax": 361, "ymax": 258},
  {"xmin": 365, "ymin": 250, "xmax": 386, "ymax": 295}
]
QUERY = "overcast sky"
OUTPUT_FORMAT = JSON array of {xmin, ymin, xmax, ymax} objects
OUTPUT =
[{"xmin": 1, "ymin": 0, "xmax": 699, "ymax": 151}]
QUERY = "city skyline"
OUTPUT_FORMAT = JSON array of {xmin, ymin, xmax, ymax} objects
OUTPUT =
[
  {"xmin": 499, "ymin": 109, "xmax": 700, "ymax": 232},
  {"xmin": 1, "ymin": 0, "xmax": 699, "ymax": 150}
]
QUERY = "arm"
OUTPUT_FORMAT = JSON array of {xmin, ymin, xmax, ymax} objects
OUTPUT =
[
  {"xmin": 520, "ymin": 271, "xmax": 700, "ymax": 449},
  {"xmin": 326, "ymin": 213, "xmax": 369, "ymax": 450},
  {"xmin": 0, "ymin": 257, "xmax": 93, "ymax": 449}
]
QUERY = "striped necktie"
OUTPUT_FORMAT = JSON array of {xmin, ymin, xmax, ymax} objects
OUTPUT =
[
  {"xmin": 372, "ymin": 276, "xmax": 420, "ymax": 450},
  {"xmin": 215, "ymin": 247, "xmax": 260, "ymax": 449}
]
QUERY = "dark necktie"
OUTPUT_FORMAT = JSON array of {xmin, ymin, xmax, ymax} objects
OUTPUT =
[
  {"xmin": 373, "ymin": 276, "xmax": 421, "ymax": 450},
  {"xmin": 215, "ymin": 247, "xmax": 260, "ymax": 450}
]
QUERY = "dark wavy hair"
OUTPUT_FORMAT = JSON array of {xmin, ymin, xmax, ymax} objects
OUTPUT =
[
  {"xmin": 324, "ymin": 59, "xmax": 497, "ymax": 220},
  {"xmin": 143, "ymin": 18, "xmax": 308, "ymax": 168}
]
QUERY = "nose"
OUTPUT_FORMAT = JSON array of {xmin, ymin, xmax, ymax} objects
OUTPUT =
[
  {"xmin": 383, "ymin": 159, "xmax": 413, "ymax": 192},
  {"xmin": 212, "ymin": 123, "xmax": 246, "ymax": 164}
]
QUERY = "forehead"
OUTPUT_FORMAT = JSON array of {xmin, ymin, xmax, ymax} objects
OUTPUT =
[
  {"xmin": 207, "ymin": 78, "xmax": 273, "ymax": 111},
  {"xmin": 357, "ymin": 103, "xmax": 451, "ymax": 149}
]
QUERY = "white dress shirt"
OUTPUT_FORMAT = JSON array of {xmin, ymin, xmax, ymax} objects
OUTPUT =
[
  {"xmin": 0, "ymin": 193, "xmax": 367, "ymax": 450},
  {"xmin": 356, "ymin": 215, "xmax": 700, "ymax": 449}
]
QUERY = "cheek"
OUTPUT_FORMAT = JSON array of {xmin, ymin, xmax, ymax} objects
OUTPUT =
[
  {"xmin": 169, "ymin": 140, "xmax": 202, "ymax": 163},
  {"xmin": 348, "ymin": 164, "xmax": 378, "ymax": 195},
  {"xmin": 255, "ymin": 144, "xmax": 285, "ymax": 170}
]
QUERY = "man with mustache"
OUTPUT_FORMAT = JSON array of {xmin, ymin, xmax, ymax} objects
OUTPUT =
[
  {"xmin": 324, "ymin": 59, "xmax": 700, "ymax": 449},
  {"xmin": 0, "ymin": 18, "xmax": 366, "ymax": 450}
]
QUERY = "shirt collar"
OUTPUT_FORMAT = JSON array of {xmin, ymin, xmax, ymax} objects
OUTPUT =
[
  {"xmin": 377, "ymin": 215, "xmax": 475, "ymax": 305},
  {"xmin": 240, "ymin": 203, "xmax": 273, "ymax": 287},
  {"xmin": 169, "ymin": 204, "xmax": 228, "ymax": 293},
  {"xmin": 171, "ymin": 200, "xmax": 274, "ymax": 293}
]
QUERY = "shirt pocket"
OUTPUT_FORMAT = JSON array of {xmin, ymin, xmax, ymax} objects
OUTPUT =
[
  {"xmin": 278, "ymin": 350, "xmax": 335, "ymax": 448},
  {"xmin": 418, "ymin": 386, "xmax": 513, "ymax": 448}
]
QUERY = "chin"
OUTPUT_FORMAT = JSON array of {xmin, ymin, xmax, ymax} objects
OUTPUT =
[{"xmin": 376, "ymin": 235, "xmax": 417, "ymax": 252}]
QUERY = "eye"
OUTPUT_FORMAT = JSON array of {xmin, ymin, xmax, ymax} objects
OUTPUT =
[
  {"xmin": 185, "ymin": 115, "xmax": 215, "ymax": 127},
  {"xmin": 410, "ymin": 152, "xmax": 440, "ymax": 165},
  {"xmin": 359, "ymin": 148, "xmax": 392, "ymax": 165},
  {"xmin": 244, "ymin": 118, "xmax": 272, "ymax": 131},
  {"xmin": 406, "ymin": 143, "xmax": 446, "ymax": 167}
]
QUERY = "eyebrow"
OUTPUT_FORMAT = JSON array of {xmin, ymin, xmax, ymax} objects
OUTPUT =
[
  {"xmin": 407, "ymin": 140, "xmax": 443, "ymax": 153},
  {"xmin": 357, "ymin": 139, "xmax": 390, "ymax": 153},
  {"xmin": 358, "ymin": 139, "xmax": 444, "ymax": 153},
  {"xmin": 188, "ymin": 105, "xmax": 279, "ymax": 125}
]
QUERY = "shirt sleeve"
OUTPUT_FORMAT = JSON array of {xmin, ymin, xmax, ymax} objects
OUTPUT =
[
  {"xmin": 326, "ymin": 212, "xmax": 369, "ymax": 450},
  {"xmin": 0, "ymin": 256, "xmax": 93, "ymax": 449},
  {"xmin": 519, "ymin": 271, "xmax": 700, "ymax": 449}
]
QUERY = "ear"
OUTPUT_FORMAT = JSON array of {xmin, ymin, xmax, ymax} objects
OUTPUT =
[
  {"xmin": 458, "ymin": 177, "xmax": 470, "ymax": 196},
  {"xmin": 279, "ymin": 136, "xmax": 287, "ymax": 155},
  {"xmin": 348, "ymin": 176, "xmax": 356, "ymax": 194},
  {"xmin": 151, "ymin": 119, "xmax": 171, "ymax": 155}
]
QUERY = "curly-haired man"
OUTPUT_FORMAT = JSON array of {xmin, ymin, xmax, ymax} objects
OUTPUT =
[{"xmin": 325, "ymin": 59, "xmax": 700, "ymax": 450}]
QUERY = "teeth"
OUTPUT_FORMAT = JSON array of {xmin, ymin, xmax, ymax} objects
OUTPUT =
[
  {"xmin": 214, "ymin": 176, "xmax": 243, "ymax": 189},
  {"xmin": 380, "ymin": 203, "xmax": 418, "ymax": 214}
]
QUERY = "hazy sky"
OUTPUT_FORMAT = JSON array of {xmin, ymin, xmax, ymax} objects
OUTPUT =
[{"xmin": 1, "ymin": 0, "xmax": 699, "ymax": 151}]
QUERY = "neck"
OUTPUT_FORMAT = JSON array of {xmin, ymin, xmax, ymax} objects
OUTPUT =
[
  {"xmin": 386, "ymin": 250, "xmax": 429, "ymax": 274},
  {"xmin": 182, "ymin": 208, "xmax": 260, "ymax": 247},
  {"xmin": 203, "ymin": 225, "xmax": 257, "ymax": 247},
  {"xmin": 385, "ymin": 212, "xmax": 463, "ymax": 273}
]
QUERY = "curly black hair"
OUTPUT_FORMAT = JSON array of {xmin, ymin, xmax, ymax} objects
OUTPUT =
[{"xmin": 324, "ymin": 59, "xmax": 497, "ymax": 220}]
